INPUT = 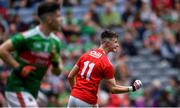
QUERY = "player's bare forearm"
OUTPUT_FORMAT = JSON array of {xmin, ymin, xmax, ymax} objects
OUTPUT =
[
  {"xmin": 52, "ymin": 57, "xmax": 63, "ymax": 76},
  {"xmin": 112, "ymin": 80, "xmax": 143, "ymax": 93},
  {"xmin": 0, "ymin": 40, "xmax": 20, "ymax": 68},
  {"xmin": 105, "ymin": 78, "xmax": 142, "ymax": 93},
  {"xmin": 68, "ymin": 65, "xmax": 79, "ymax": 88},
  {"xmin": 68, "ymin": 73, "xmax": 76, "ymax": 88},
  {"xmin": 105, "ymin": 78, "xmax": 130, "ymax": 94},
  {"xmin": 0, "ymin": 50, "xmax": 20, "ymax": 68},
  {"xmin": 68, "ymin": 77, "xmax": 76, "ymax": 89},
  {"xmin": 110, "ymin": 85, "xmax": 130, "ymax": 94}
]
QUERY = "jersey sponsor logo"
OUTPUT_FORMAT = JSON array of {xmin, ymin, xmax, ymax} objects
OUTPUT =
[
  {"xmin": 20, "ymin": 51, "xmax": 51, "ymax": 66},
  {"xmin": 33, "ymin": 42, "xmax": 49, "ymax": 52},
  {"xmin": 89, "ymin": 51, "xmax": 102, "ymax": 58},
  {"xmin": 33, "ymin": 43, "xmax": 42, "ymax": 49}
]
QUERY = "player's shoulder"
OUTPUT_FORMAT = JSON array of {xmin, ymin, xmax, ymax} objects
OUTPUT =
[
  {"xmin": 77, "ymin": 51, "xmax": 91, "ymax": 62},
  {"xmin": 81, "ymin": 52, "xmax": 89, "ymax": 59},
  {"xmin": 22, "ymin": 27, "xmax": 39, "ymax": 39},
  {"xmin": 101, "ymin": 55, "xmax": 113, "ymax": 67},
  {"xmin": 50, "ymin": 33, "xmax": 61, "ymax": 42}
]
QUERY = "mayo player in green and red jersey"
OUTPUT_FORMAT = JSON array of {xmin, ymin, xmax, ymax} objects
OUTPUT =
[{"xmin": 0, "ymin": 2, "xmax": 63, "ymax": 107}]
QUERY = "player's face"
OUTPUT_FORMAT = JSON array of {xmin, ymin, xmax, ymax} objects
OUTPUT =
[
  {"xmin": 47, "ymin": 10, "xmax": 62, "ymax": 31},
  {"xmin": 109, "ymin": 37, "xmax": 119, "ymax": 53}
]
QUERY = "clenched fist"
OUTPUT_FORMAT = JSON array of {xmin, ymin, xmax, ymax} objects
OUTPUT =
[{"xmin": 129, "ymin": 80, "xmax": 142, "ymax": 92}]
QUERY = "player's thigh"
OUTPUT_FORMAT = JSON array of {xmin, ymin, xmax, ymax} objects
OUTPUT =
[
  {"xmin": 68, "ymin": 96, "xmax": 93, "ymax": 108},
  {"xmin": 5, "ymin": 91, "xmax": 38, "ymax": 107}
]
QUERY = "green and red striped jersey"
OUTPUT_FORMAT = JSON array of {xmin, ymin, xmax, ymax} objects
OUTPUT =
[{"xmin": 6, "ymin": 26, "xmax": 61, "ymax": 98}]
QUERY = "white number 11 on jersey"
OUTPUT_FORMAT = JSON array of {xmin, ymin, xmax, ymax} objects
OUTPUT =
[{"xmin": 81, "ymin": 61, "xmax": 95, "ymax": 81}]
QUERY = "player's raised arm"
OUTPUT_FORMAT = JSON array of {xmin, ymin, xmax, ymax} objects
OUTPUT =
[
  {"xmin": 105, "ymin": 78, "xmax": 143, "ymax": 93},
  {"xmin": 0, "ymin": 39, "xmax": 20, "ymax": 68}
]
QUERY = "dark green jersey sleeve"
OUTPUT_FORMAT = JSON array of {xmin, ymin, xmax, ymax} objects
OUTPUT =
[{"xmin": 10, "ymin": 33, "xmax": 26, "ymax": 50}]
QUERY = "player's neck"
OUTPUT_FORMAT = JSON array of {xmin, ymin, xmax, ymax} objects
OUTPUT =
[
  {"xmin": 99, "ymin": 45, "xmax": 109, "ymax": 55},
  {"xmin": 39, "ymin": 24, "xmax": 51, "ymax": 36}
]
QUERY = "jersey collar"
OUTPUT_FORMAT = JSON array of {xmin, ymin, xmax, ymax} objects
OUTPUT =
[{"xmin": 36, "ymin": 26, "xmax": 51, "ymax": 40}]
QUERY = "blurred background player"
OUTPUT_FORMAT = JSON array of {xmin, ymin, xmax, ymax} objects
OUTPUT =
[
  {"xmin": 67, "ymin": 30, "xmax": 142, "ymax": 107},
  {"xmin": 0, "ymin": 2, "xmax": 63, "ymax": 107}
]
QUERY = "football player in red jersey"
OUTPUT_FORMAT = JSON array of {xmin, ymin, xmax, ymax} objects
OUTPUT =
[{"xmin": 67, "ymin": 30, "xmax": 142, "ymax": 107}]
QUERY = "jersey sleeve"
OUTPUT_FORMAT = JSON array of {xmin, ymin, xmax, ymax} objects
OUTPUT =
[
  {"xmin": 103, "ymin": 64, "xmax": 114, "ymax": 79},
  {"xmin": 75, "ymin": 54, "xmax": 85, "ymax": 67},
  {"xmin": 10, "ymin": 33, "xmax": 26, "ymax": 49}
]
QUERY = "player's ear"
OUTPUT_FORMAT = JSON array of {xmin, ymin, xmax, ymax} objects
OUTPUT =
[{"xmin": 105, "ymin": 39, "xmax": 111, "ymax": 46}]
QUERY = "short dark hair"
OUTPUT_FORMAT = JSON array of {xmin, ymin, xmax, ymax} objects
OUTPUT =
[
  {"xmin": 37, "ymin": 2, "xmax": 60, "ymax": 19},
  {"xmin": 101, "ymin": 30, "xmax": 118, "ymax": 40}
]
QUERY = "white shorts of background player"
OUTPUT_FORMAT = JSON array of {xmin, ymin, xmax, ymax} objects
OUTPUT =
[{"xmin": 5, "ymin": 91, "xmax": 38, "ymax": 107}]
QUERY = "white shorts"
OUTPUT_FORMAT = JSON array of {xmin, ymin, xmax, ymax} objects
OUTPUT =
[
  {"xmin": 5, "ymin": 91, "xmax": 38, "ymax": 107},
  {"xmin": 67, "ymin": 95, "xmax": 98, "ymax": 108}
]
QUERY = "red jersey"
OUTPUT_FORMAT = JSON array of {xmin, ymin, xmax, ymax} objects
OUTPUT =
[{"xmin": 71, "ymin": 49, "xmax": 114, "ymax": 104}]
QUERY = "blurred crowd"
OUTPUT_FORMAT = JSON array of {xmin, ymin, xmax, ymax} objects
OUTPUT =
[{"xmin": 0, "ymin": 0, "xmax": 180, "ymax": 107}]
